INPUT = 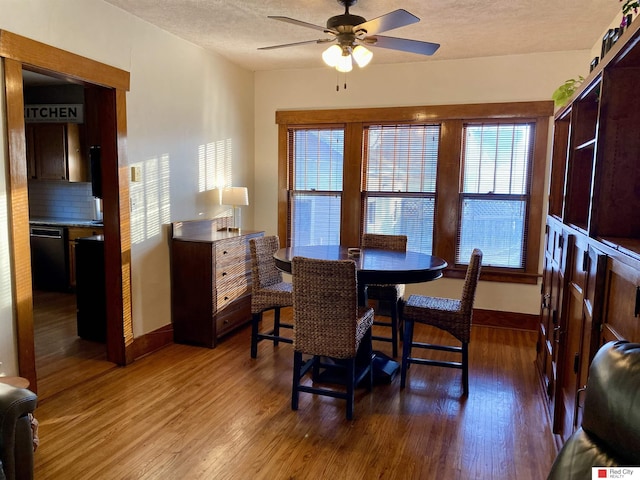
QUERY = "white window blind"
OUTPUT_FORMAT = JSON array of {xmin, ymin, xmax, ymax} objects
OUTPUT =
[
  {"xmin": 363, "ymin": 124, "xmax": 440, "ymax": 254},
  {"xmin": 458, "ymin": 123, "xmax": 533, "ymax": 268},
  {"xmin": 289, "ymin": 128, "xmax": 344, "ymax": 246}
]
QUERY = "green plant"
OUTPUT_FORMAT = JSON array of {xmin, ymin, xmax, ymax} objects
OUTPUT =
[
  {"xmin": 551, "ymin": 76, "xmax": 585, "ymax": 108},
  {"xmin": 621, "ymin": 0, "xmax": 639, "ymax": 26}
]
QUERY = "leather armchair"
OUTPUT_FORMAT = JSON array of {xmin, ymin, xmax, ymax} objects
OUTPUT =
[
  {"xmin": 0, "ymin": 383, "xmax": 37, "ymax": 480},
  {"xmin": 547, "ymin": 341, "xmax": 640, "ymax": 479}
]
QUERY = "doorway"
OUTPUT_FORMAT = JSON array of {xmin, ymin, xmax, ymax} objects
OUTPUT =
[{"xmin": 1, "ymin": 30, "xmax": 133, "ymax": 392}]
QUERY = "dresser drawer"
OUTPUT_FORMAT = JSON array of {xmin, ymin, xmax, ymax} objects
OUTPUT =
[
  {"xmin": 216, "ymin": 276, "xmax": 250, "ymax": 310},
  {"xmin": 215, "ymin": 238, "xmax": 247, "ymax": 264}
]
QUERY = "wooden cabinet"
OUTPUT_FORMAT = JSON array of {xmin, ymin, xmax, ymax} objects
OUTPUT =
[
  {"xmin": 536, "ymin": 219, "xmax": 571, "ymax": 415},
  {"xmin": 602, "ymin": 254, "xmax": 640, "ymax": 343},
  {"xmin": 26, "ymin": 123, "xmax": 88, "ymax": 182},
  {"xmin": 539, "ymin": 18, "xmax": 640, "ymax": 448},
  {"xmin": 170, "ymin": 219, "xmax": 263, "ymax": 348},
  {"xmin": 68, "ymin": 226, "xmax": 104, "ymax": 288}
]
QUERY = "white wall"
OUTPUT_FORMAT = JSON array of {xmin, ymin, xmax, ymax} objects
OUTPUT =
[
  {"xmin": 0, "ymin": 0, "xmax": 255, "ymax": 375},
  {"xmin": 254, "ymin": 50, "xmax": 593, "ymax": 317}
]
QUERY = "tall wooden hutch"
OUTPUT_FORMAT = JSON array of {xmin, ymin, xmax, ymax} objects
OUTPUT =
[{"xmin": 536, "ymin": 18, "xmax": 640, "ymax": 447}]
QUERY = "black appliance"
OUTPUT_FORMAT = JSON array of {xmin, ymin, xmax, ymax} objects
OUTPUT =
[
  {"xmin": 29, "ymin": 225, "xmax": 68, "ymax": 291},
  {"xmin": 75, "ymin": 235, "xmax": 106, "ymax": 342},
  {"xmin": 89, "ymin": 145, "xmax": 102, "ymax": 199}
]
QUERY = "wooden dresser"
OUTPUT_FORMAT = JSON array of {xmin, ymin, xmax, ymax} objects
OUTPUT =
[{"xmin": 170, "ymin": 219, "xmax": 264, "ymax": 348}]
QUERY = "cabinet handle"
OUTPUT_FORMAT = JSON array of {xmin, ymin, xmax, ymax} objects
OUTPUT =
[
  {"xmin": 223, "ymin": 250, "xmax": 228, "ymax": 255},
  {"xmin": 553, "ymin": 325, "xmax": 561, "ymax": 344},
  {"xmin": 635, "ymin": 286, "xmax": 640, "ymax": 317},
  {"xmin": 573, "ymin": 352, "xmax": 580, "ymax": 374},
  {"xmin": 582, "ymin": 251, "xmax": 589, "ymax": 272},
  {"xmin": 222, "ymin": 272, "xmax": 227, "ymax": 276},
  {"xmin": 542, "ymin": 293, "xmax": 550, "ymax": 309}
]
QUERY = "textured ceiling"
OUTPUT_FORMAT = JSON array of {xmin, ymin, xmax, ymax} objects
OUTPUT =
[{"xmin": 103, "ymin": 0, "xmax": 621, "ymax": 71}]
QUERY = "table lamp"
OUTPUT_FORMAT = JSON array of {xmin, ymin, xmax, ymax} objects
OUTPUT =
[{"xmin": 221, "ymin": 186, "xmax": 249, "ymax": 231}]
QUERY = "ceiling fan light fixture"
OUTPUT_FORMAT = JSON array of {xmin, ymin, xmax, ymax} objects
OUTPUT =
[
  {"xmin": 352, "ymin": 45, "xmax": 373, "ymax": 68},
  {"xmin": 336, "ymin": 52, "xmax": 353, "ymax": 72},
  {"xmin": 322, "ymin": 44, "xmax": 343, "ymax": 67}
]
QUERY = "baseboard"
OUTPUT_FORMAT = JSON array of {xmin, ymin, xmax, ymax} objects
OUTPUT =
[
  {"xmin": 130, "ymin": 324, "xmax": 174, "ymax": 360},
  {"xmin": 127, "ymin": 309, "xmax": 536, "ymax": 361},
  {"xmin": 473, "ymin": 308, "xmax": 537, "ymax": 331}
]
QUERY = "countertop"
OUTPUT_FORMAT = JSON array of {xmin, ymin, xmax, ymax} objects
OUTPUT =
[{"xmin": 29, "ymin": 218, "xmax": 104, "ymax": 228}]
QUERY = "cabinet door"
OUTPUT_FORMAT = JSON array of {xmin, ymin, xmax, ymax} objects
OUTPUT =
[
  {"xmin": 574, "ymin": 245, "xmax": 606, "ymax": 428},
  {"xmin": 555, "ymin": 240, "xmax": 606, "ymax": 441},
  {"xmin": 66, "ymin": 123, "xmax": 89, "ymax": 182},
  {"xmin": 537, "ymin": 221, "xmax": 571, "ymax": 414},
  {"xmin": 32, "ymin": 123, "xmax": 68, "ymax": 180},
  {"xmin": 603, "ymin": 256, "xmax": 640, "ymax": 343}
]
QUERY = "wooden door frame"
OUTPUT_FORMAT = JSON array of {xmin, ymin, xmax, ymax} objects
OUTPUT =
[{"xmin": 0, "ymin": 30, "xmax": 133, "ymax": 390}]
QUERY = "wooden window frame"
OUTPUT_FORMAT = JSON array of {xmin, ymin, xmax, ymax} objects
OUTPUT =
[{"xmin": 276, "ymin": 102, "xmax": 553, "ymax": 284}]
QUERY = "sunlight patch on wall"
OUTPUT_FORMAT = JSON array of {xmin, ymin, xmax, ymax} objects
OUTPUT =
[
  {"xmin": 198, "ymin": 139, "xmax": 233, "ymax": 192},
  {"xmin": 131, "ymin": 154, "xmax": 171, "ymax": 245}
]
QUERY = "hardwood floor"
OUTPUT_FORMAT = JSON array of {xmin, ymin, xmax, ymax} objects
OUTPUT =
[
  {"xmin": 32, "ymin": 303, "xmax": 557, "ymax": 479},
  {"xmin": 33, "ymin": 290, "xmax": 114, "ymax": 401}
]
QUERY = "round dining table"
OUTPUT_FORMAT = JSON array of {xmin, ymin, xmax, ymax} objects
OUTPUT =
[
  {"xmin": 274, "ymin": 245, "xmax": 448, "ymax": 383},
  {"xmin": 273, "ymin": 244, "xmax": 448, "ymax": 306}
]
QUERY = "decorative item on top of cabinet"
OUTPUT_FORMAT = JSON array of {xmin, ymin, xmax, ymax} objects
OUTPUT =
[
  {"xmin": 170, "ymin": 219, "xmax": 263, "ymax": 348},
  {"xmin": 26, "ymin": 122, "xmax": 88, "ymax": 182}
]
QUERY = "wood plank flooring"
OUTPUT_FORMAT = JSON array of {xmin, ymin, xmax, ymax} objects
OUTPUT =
[
  {"xmin": 32, "ymin": 299, "xmax": 557, "ymax": 479},
  {"xmin": 33, "ymin": 290, "xmax": 114, "ymax": 401}
]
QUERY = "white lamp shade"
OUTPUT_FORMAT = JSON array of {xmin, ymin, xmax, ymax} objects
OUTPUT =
[
  {"xmin": 336, "ymin": 54, "xmax": 353, "ymax": 73},
  {"xmin": 322, "ymin": 45, "xmax": 342, "ymax": 67},
  {"xmin": 221, "ymin": 187, "xmax": 249, "ymax": 206},
  {"xmin": 352, "ymin": 45, "xmax": 373, "ymax": 68}
]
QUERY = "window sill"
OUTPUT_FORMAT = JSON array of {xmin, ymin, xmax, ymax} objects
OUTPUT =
[{"xmin": 444, "ymin": 267, "xmax": 540, "ymax": 285}]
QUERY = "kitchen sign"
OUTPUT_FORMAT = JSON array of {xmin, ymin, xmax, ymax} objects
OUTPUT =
[{"xmin": 24, "ymin": 104, "xmax": 83, "ymax": 123}]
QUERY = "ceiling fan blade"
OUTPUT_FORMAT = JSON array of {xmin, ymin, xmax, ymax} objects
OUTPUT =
[
  {"xmin": 258, "ymin": 38, "xmax": 335, "ymax": 51},
  {"xmin": 268, "ymin": 16, "xmax": 337, "ymax": 34},
  {"xmin": 364, "ymin": 35, "xmax": 440, "ymax": 56},
  {"xmin": 355, "ymin": 9, "xmax": 419, "ymax": 36}
]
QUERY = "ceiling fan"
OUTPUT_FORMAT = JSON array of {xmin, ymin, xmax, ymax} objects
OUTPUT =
[{"xmin": 258, "ymin": 0, "xmax": 440, "ymax": 73}]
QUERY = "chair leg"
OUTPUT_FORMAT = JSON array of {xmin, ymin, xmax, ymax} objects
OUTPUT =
[
  {"xmin": 398, "ymin": 298, "xmax": 405, "ymax": 339},
  {"xmin": 346, "ymin": 358, "xmax": 355, "ymax": 421},
  {"xmin": 462, "ymin": 342, "xmax": 469, "ymax": 396},
  {"xmin": 390, "ymin": 300, "xmax": 399, "ymax": 358},
  {"xmin": 273, "ymin": 307, "xmax": 281, "ymax": 347},
  {"xmin": 250, "ymin": 312, "xmax": 261, "ymax": 359},
  {"xmin": 291, "ymin": 351, "xmax": 303, "ymax": 411},
  {"xmin": 400, "ymin": 317, "xmax": 414, "ymax": 389}
]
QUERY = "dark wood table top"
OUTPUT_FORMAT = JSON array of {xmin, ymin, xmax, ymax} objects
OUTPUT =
[{"xmin": 274, "ymin": 245, "xmax": 447, "ymax": 285}]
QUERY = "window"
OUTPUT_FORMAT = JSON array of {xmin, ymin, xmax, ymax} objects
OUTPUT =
[
  {"xmin": 458, "ymin": 123, "xmax": 534, "ymax": 269},
  {"xmin": 277, "ymin": 102, "xmax": 552, "ymax": 283},
  {"xmin": 363, "ymin": 124, "xmax": 440, "ymax": 254},
  {"xmin": 289, "ymin": 127, "xmax": 344, "ymax": 246}
]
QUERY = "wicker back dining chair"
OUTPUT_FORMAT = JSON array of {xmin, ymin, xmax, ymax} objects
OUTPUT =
[
  {"xmin": 249, "ymin": 235, "xmax": 293, "ymax": 358},
  {"xmin": 361, "ymin": 233, "xmax": 407, "ymax": 358},
  {"xmin": 400, "ymin": 248, "xmax": 482, "ymax": 395},
  {"xmin": 291, "ymin": 256, "xmax": 375, "ymax": 420}
]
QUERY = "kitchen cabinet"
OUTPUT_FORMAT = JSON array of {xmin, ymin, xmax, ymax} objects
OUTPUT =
[
  {"xmin": 68, "ymin": 225, "xmax": 104, "ymax": 288},
  {"xmin": 170, "ymin": 219, "xmax": 263, "ymax": 348},
  {"xmin": 26, "ymin": 122, "xmax": 88, "ymax": 182},
  {"xmin": 538, "ymin": 17, "xmax": 640, "ymax": 447}
]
